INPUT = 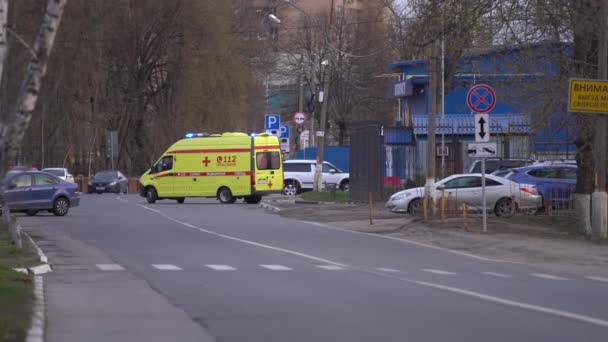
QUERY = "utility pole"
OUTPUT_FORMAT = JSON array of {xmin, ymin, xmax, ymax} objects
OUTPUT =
[
  {"xmin": 314, "ymin": 62, "xmax": 330, "ymax": 191},
  {"xmin": 299, "ymin": 61, "xmax": 304, "ymax": 113},
  {"xmin": 440, "ymin": 8, "xmax": 446, "ymax": 179},
  {"xmin": 297, "ymin": 59, "xmax": 304, "ymax": 150},
  {"xmin": 425, "ymin": 38, "xmax": 441, "ymax": 212},
  {"xmin": 313, "ymin": 0, "xmax": 334, "ymax": 192},
  {"xmin": 592, "ymin": 0, "xmax": 608, "ymax": 240}
]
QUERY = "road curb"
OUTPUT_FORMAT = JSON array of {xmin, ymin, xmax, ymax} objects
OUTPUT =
[
  {"xmin": 23, "ymin": 230, "xmax": 49, "ymax": 264},
  {"xmin": 26, "ymin": 275, "xmax": 45, "ymax": 342},
  {"xmin": 259, "ymin": 202, "xmax": 282, "ymax": 212},
  {"xmin": 294, "ymin": 200, "xmax": 319, "ymax": 205},
  {"xmin": 21, "ymin": 231, "xmax": 49, "ymax": 342}
]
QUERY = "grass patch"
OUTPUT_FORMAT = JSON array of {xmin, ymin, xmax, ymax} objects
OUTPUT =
[
  {"xmin": 0, "ymin": 223, "xmax": 35, "ymax": 342},
  {"xmin": 301, "ymin": 190, "xmax": 351, "ymax": 203},
  {"xmin": 490, "ymin": 215, "xmax": 581, "ymax": 239}
]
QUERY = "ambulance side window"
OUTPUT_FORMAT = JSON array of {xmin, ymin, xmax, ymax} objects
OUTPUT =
[
  {"xmin": 256, "ymin": 152, "xmax": 281, "ymax": 170},
  {"xmin": 155, "ymin": 156, "xmax": 173, "ymax": 173}
]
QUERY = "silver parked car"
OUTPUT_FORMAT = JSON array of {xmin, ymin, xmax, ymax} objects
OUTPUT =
[{"xmin": 385, "ymin": 173, "xmax": 542, "ymax": 216}]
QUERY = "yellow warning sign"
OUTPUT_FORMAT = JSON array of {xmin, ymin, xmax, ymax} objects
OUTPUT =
[{"xmin": 568, "ymin": 78, "xmax": 608, "ymax": 113}]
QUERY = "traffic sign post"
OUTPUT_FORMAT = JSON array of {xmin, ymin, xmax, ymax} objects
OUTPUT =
[
  {"xmin": 279, "ymin": 125, "xmax": 290, "ymax": 153},
  {"xmin": 474, "ymin": 113, "xmax": 490, "ymax": 142},
  {"xmin": 568, "ymin": 78, "xmax": 608, "ymax": 113},
  {"xmin": 294, "ymin": 112, "xmax": 306, "ymax": 126},
  {"xmin": 467, "ymin": 142, "xmax": 498, "ymax": 158},
  {"xmin": 264, "ymin": 114, "xmax": 281, "ymax": 130},
  {"xmin": 467, "ymin": 84, "xmax": 496, "ymax": 113},
  {"xmin": 279, "ymin": 125, "xmax": 289, "ymax": 139},
  {"xmin": 467, "ymin": 84, "xmax": 497, "ymax": 233},
  {"xmin": 280, "ymin": 138, "xmax": 290, "ymax": 154}
]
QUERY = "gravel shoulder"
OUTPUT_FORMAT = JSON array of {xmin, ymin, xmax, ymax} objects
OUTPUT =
[{"xmin": 265, "ymin": 196, "xmax": 608, "ymax": 277}]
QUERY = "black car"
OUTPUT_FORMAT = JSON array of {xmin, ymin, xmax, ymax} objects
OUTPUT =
[{"xmin": 88, "ymin": 171, "xmax": 128, "ymax": 194}]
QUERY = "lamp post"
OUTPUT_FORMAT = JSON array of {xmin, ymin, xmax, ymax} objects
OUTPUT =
[{"xmin": 269, "ymin": 0, "xmax": 334, "ymax": 188}]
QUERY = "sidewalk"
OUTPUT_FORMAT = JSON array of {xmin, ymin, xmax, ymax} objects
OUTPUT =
[
  {"xmin": 20, "ymin": 222, "xmax": 216, "ymax": 342},
  {"xmin": 263, "ymin": 195, "xmax": 608, "ymax": 278}
]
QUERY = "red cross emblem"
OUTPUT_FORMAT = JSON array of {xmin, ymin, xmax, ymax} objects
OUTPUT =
[
  {"xmin": 268, "ymin": 181, "xmax": 273, "ymax": 189},
  {"xmin": 202, "ymin": 157, "xmax": 210, "ymax": 167}
]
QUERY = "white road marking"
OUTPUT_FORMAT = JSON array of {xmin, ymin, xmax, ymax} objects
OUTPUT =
[
  {"xmin": 413, "ymin": 280, "xmax": 608, "ymax": 328},
  {"xmin": 96, "ymin": 264, "xmax": 125, "ymax": 271},
  {"xmin": 376, "ymin": 267, "xmax": 401, "ymax": 273},
  {"xmin": 151, "ymin": 264, "xmax": 182, "ymax": 271},
  {"xmin": 530, "ymin": 273, "xmax": 569, "ymax": 280},
  {"xmin": 587, "ymin": 276, "xmax": 608, "ymax": 283},
  {"xmin": 132, "ymin": 200, "xmax": 608, "ymax": 329},
  {"xmin": 422, "ymin": 268, "xmax": 457, "ymax": 276},
  {"xmin": 260, "ymin": 264, "xmax": 292, "ymax": 271},
  {"xmin": 316, "ymin": 265, "xmax": 346, "ymax": 271},
  {"xmin": 482, "ymin": 272, "xmax": 512, "ymax": 278},
  {"xmin": 138, "ymin": 204, "xmax": 347, "ymax": 267},
  {"xmin": 205, "ymin": 264, "xmax": 237, "ymax": 271},
  {"xmin": 304, "ymin": 222, "xmax": 507, "ymax": 263}
]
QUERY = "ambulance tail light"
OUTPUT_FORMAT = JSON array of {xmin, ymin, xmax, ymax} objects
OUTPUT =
[{"xmin": 250, "ymin": 171, "xmax": 255, "ymax": 186}]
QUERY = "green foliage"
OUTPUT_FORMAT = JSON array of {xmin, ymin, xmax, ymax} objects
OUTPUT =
[{"xmin": 302, "ymin": 190, "xmax": 351, "ymax": 203}]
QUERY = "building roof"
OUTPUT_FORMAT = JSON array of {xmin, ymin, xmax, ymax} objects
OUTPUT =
[{"xmin": 390, "ymin": 40, "xmax": 571, "ymax": 70}]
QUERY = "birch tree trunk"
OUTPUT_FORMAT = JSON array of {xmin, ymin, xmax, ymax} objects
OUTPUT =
[
  {"xmin": 0, "ymin": 0, "xmax": 68, "ymax": 172},
  {"xmin": 0, "ymin": 0, "xmax": 9, "ymax": 224},
  {"xmin": 0, "ymin": 0, "xmax": 7, "ymax": 84}
]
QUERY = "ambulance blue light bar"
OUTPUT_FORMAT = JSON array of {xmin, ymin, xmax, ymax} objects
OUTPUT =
[{"xmin": 185, "ymin": 133, "xmax": 209, "ymax": 138}]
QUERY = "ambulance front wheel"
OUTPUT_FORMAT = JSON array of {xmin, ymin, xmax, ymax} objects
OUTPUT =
[
  {"xmin": 218, "ymin": 187, "xmax": 236, "ymax": 204},
  {"xmin": 146, "ymin": 187, "xmax": 158, "ymax": 204},
  {"xmin": 176, "ymin": 197, "xmax": 185, "ymax": 204}
]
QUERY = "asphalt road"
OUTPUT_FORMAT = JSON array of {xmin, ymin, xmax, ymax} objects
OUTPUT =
[{"xmin": 20, "ymin": 194, "xmax": 608, "ymax": 342}]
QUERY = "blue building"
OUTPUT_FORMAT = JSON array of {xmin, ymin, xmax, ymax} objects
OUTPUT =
[{"xmin": 390, "ymin": 41, "xmax": 575, "ymax": 178}]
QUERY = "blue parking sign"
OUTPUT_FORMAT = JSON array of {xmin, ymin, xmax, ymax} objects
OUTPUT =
[
  {"xmin": 280, "ymin": 125, "xmax": 289, "ymax": 138},
  {"xmin": 265, "ymin": 114, "xmax": 281, "ymax": 130}
]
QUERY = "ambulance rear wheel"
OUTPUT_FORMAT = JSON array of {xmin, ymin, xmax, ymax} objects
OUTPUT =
[
  {"xmin": 244, "ymin": 195, "xmax": 262, "ymax": 204},
  {"xmin": 218, "ymin": 187, "xmax": 236, "ymax": 204},
  {"xmin": 176, "ymin": 197, "xmax": 185, "ymax": 204},
  {"xmin": 146, "ymin": 187, "xmax": 158, "ymax": 204}
]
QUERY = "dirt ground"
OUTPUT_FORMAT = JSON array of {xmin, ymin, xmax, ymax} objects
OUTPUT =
[{"xmin": 265, "ymin": 196, "xmax": 608, "ymax": 277}]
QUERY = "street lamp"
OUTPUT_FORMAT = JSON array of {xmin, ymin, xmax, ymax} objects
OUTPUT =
[{"xmin": 268, "ymin": 14, "xmax": 281, "ymax": 24}]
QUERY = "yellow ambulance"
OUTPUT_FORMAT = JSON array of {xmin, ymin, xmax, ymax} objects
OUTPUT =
[{"xmin": 139, "ymin": 132, "xmax": 283, "ymax": 204}]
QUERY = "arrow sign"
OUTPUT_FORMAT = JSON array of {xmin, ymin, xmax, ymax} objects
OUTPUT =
[
  {"xmin": 478, "ymin": 117, "xmax": 486, "ymax": 139},
  {"xmin": 475, "ymin": 113, "xmax": 490, "ymax": 142},
  {"xmin": 467, "ymin": 142, "xmax": 497, "ymax": 158}
]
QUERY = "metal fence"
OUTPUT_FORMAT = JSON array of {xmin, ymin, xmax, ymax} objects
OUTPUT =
[
  {"xmin": 406, "ymin": 185, "xmax": 576, "ymax": 226},
  {"xmin": 350, "ymin": 122, "xmax": 417, "ymax": 202}
]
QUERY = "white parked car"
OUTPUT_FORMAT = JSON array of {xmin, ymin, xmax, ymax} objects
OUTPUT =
[
  {"xmin": 385, "ymin": 173, "xmax": 542, "ymax": 217},
  {"xmin": 42, "ymin": 168, "xmax": 74, "ymax": 183},
  {"xmin": 283, "ymin": 160, "xmax": 349, "ymax": 195}
]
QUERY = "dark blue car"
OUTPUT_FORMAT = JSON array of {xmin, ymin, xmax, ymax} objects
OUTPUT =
[
  {"xmin": 0, "ymin": 171, "xmax": 80, "ymax": 216},
  {"xmin": 506, "ymin": 165, "xmax": 577, "ymax": 207}
]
